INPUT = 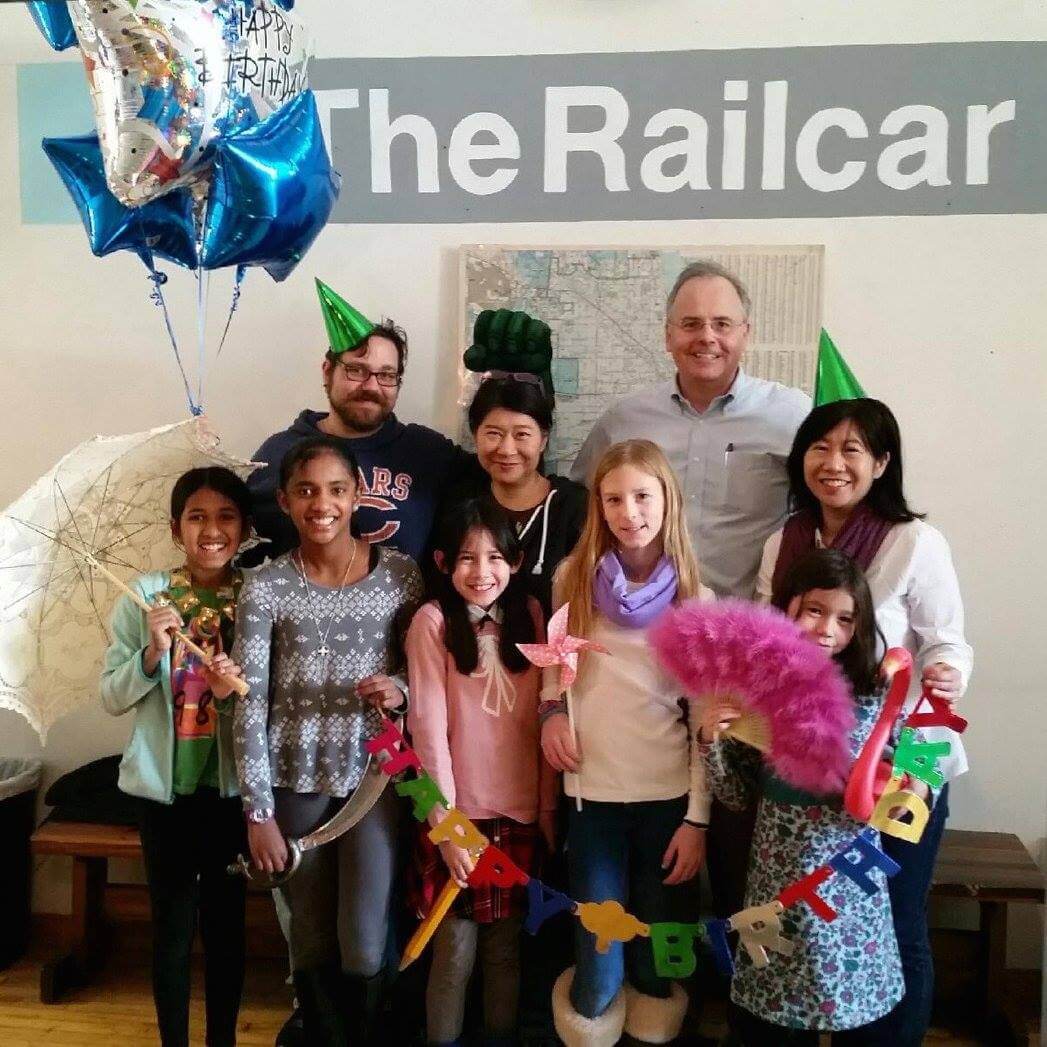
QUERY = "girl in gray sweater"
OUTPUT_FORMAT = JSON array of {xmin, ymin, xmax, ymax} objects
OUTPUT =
[{"xmin": 232, "ymin": 437, "xmax": 422, "ymax": 1045}]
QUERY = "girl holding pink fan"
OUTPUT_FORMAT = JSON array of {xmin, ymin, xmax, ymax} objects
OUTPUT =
[
  {"xmin": 702, "ymin": 549, "xmax": 934, "ymax": 1045},
  {"xmin": 541, "ymin": 439, "xmax": 712, "ymax": 1047}
]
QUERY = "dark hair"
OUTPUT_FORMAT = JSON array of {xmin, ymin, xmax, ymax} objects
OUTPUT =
[
  {"xmin": 170, "ymin": 467, "xmax": 252, "ymax": 525},
  {"xmin": 432, "ymin": 498, "xmax": 535, "ymax": 675},
  {"xmin": 326, "ymin": 319, "xmax": 408, "ymax": 375},
  {"xmin": 772, "ymin": 548, "xmax": 883, "ymax": 696},
  {"xmin": 467, "ymin": 375, "xmax": 554, "ymax": 434},
  {"xmin": 787, "ymin": 398, "xmax": 923, "ymax": 524},
  {"xmin": 278, "ymin": 436, "xmax": 360, "ymax": 491}
]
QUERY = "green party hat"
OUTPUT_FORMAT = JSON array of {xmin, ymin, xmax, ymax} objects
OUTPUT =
[
  {"xmin": 315, "ymin": 278, "xmax": 375, "ymax": 354},
  {"xmin": 814, "ymin": 328, "xmax": 866, "ymax": 405}
]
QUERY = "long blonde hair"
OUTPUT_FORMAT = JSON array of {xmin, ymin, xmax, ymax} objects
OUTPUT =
[{"xmin": 557, "ymin": 439, "xmax": 702, "ymax": 643}]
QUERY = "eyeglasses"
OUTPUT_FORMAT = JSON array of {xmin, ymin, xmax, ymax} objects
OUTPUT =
[
  {"xmin": 669, "ymin": 317, "xmax": 748, "ymax": 335},
  {"xmin": 482, "ymin": 370, "xmax": 546, "ymax": 394},
  {"xmin": 337, "ymin": 360, "xmax": 401, "ymax": 387}
]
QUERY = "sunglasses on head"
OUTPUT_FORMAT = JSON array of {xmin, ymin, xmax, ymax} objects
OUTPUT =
[{"xmin": 481, "ymin": 370, "xmax": 546, "ymax": 394}]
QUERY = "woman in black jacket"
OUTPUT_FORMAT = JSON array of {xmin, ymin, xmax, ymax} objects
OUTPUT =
[{"xmin": 449, "ymin": 373, "xmax": 587, "ymax": 618}]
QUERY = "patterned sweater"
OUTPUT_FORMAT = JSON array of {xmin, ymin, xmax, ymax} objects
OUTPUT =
[{"xmin": 232, "ymin": 547, "xmax": 423, "ymax": 815}]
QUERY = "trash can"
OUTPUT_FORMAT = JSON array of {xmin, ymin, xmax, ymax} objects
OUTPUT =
[{"xmin": 0, "ymin": 758, "xmax": 42, "ymax": 969}]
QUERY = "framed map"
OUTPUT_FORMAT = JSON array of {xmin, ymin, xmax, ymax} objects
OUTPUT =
[{"xmin": 459, "ymin": 244, "xmax": 823, "ymax": 473}]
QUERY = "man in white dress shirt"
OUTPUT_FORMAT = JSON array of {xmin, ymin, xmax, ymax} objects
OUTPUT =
[{"xmin": 571, "ymin": 260, "xmax": 811, "ymax": 598}]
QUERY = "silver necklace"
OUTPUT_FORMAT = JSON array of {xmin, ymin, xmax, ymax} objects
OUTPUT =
[{"xmin": 294, "ymin": 542, "xmax": 358, "ymax": 660}]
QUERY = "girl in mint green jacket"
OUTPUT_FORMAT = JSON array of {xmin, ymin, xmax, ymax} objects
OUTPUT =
[{"xmin": 101, "ymin": 466, "xmax": 251, "ymax": 1047}]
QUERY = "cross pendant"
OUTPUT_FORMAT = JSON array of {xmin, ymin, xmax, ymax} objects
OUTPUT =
[{"xmin": 316, "ymin": 644, "xmax": 331, "ymax": 659}]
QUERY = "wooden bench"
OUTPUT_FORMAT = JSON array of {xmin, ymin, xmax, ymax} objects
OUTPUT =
[
  {"xmin": 931, "ymin": 828, "xmax": 1045, "ymax": 1041},
  {"xmin": 31, "ymin": 819, "xmax": 143, "ymax": 1003},
  {"xmin": 30, "ymin": 818, "xmax": 283, "ymax": 1003}
]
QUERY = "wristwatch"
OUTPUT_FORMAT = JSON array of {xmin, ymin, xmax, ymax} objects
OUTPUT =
[{"xmin": 246, "ymin": 807, "xmax": 274, "ymax": 824}]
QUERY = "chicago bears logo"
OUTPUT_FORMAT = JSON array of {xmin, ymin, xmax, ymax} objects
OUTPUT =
[
  {"xmin": 356, "ymin": 468, "xmax": 412, "ymax": 544},
  {"xmin": 356, "ymin": 494, "xmax": 401, "ymax": 543}
]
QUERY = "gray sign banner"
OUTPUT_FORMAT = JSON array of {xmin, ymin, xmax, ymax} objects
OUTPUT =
[{"xmin": 310, "ymin": 43, "xmax": 1045, "ymax": 223}]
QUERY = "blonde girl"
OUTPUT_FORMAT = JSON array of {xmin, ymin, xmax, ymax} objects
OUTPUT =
[{"xmin": 541, "ymin": 439, "xmax": 712, "ymax": 1047}]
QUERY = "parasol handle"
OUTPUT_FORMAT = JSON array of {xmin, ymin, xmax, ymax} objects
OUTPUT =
[
  {"xmin": 843, "ymin": 647, "xmax": 912, "ymax": 821},
  {"xmin": 88, "ymin": 555, "xmax": 250, "ymax": 698}
]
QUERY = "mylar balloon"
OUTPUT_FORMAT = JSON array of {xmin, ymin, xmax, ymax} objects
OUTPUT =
[
  {"xmin": 27, "ymin": 1, "xmax": 78, "ymax": 51},
  {"xmin": 200, "ymin": 90, "xmax": 340, "ymax": 281},
  {"xmin": 66, "ymin": 0, "xmax": 310, "ymax": 208},
  {"xmin": 44, "ymin": 133, "xmax": 199, "ymax": 269}
]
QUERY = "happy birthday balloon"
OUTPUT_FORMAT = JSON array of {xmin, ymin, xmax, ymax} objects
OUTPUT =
[{"xmin": 66, "ymin": 0, "xmax": 310, "ymax": 208}]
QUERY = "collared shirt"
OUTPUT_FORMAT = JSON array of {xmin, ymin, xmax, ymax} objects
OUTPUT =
[
  {"xmin": 466, "ymin": 603, "xmax": 503, "ymax": 627},
  {"xmin": 406, "ymin": 599, "xmax": 557, "ymax": 824},
  {"xmin": 570, "ymin": 370, "xmax": 811, "ymax": 597}
]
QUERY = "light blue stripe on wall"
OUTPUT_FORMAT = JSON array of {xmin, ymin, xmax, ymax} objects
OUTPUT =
[{"xmin": 17, "ymin": 62, "xmax": 93, "ymax": 224}]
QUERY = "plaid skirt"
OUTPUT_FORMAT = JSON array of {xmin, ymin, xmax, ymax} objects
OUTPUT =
[{"xmin": 407, "ymin": 816, "xmax": 542, "ymax": 924}]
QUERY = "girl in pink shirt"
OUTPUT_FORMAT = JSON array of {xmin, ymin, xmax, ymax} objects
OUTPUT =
[{"xmin": 407, "ymin": 498, "xmax": 557, "ymax": 1046}]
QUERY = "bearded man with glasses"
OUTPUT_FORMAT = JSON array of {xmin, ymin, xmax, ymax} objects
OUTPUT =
[{"xmin": 245, "ymin": 279, "xmax": 480, "ymax": 567}]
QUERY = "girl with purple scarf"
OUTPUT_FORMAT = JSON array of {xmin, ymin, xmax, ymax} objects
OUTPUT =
[
  {"xmin": 539, "ymin": 439, "xmax": 714, "ymax": 1047},
  {"xmin": 756, "ymin": 398, "xmax": 972, "ymax": 1047}
]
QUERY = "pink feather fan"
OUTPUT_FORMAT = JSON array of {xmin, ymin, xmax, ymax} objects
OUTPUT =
[{"xmin": 648, "ymin": 599, "xmax": 856, "ymax": 795}]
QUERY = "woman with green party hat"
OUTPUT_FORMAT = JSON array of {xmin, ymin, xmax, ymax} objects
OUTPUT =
[{"xmin": 756, "ymin": 390, "xmax": 972, "ymax": 1045}]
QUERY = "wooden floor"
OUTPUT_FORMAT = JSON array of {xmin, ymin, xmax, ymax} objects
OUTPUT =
[
  {"xmin": 0, "ymin": 948, "xmax": 992, "ymax": 1046},
  {"xmin": 0, "ymin": 950, "xmax": 292, "ymax": 1047}
]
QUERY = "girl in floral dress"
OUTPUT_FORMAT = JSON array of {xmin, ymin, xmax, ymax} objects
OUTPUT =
[{"xmin": 703, "ymin": 549, "xmax": 932, "ymax": 1045}]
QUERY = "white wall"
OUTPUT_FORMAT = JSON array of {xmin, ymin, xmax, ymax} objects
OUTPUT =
[{"xmin": 1, "ymin": 1, "xmax": 1044, "ymax": 968}]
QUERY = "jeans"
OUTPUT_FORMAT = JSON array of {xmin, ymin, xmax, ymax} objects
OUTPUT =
[
  {"xmin": 860, "ymin": 783, "xmax": 950, "ymax": 1046},
  {"xmin": 567, "ymin": 796, "xmax": 693, "ymax": 1019},
  {"xmin": 137, "ymin": 790, "xmax": 247, "ymax": 1047}
]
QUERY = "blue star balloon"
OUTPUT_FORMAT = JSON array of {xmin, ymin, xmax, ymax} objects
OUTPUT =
[
  {"xmin": 43, "ymin": 134, "xmax": 199, "ymax": 270},
  {"xmin": 27, "ymin": 1, "xmax": 77, "ymax": 51},
  {"xmin": 200, "ymin": 90, "xmax": 341, "ymax": 281}
]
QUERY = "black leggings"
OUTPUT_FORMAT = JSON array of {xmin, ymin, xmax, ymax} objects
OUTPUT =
[
  {"xmin": 138, "ymin": 790, "xmax": 247, "ymax": 1047},
  {"xmin": 730, "ymin": 1002, "xmax": 900, "ymax": 1046}
]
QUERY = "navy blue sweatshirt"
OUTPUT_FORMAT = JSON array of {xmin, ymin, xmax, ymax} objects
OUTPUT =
[{"xmin": 244, "ymin": 410, "xmax": 482, "ymax": 566}]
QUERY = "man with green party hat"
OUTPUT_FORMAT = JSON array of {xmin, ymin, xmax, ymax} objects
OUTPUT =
[
  {"xmin": 814, "ymin": 328, "xmax": 866, "ymax": 405},
  {"xmin": 244, "ymin": 278, "xmax": 480, "ymax": 565},
  {"xmin": 315, "ymin": 277, "xmax": 375, "ymax": 354}
]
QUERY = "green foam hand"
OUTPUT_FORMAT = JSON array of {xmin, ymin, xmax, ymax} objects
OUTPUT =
[{"xmin": 464, "ymin": 308, "xmax": 555, "ymax": 401}]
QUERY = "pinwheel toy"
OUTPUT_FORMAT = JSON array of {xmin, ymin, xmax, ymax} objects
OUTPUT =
[{"xmin": 518, "ymin": 602, "xmax": 608, "ymax": 809}]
